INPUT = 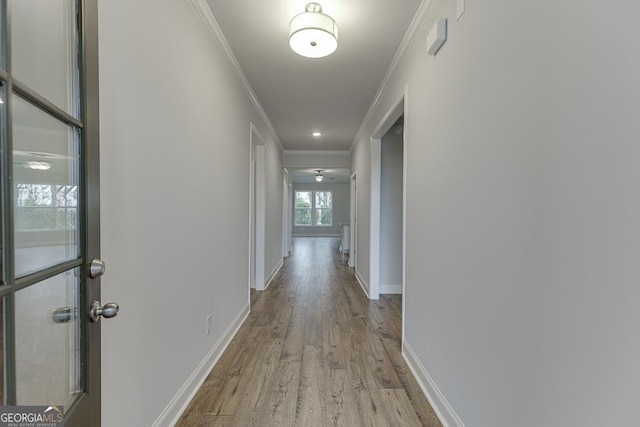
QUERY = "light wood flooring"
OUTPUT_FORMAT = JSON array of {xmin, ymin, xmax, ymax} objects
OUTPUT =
[{"xmin": 176, "ymin": 237, "xmax": 442, "ymax": 426}]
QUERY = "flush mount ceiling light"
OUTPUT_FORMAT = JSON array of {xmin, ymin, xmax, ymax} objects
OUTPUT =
[
  {"xmin": 314, "ymin": 169, "xmax": 324, "ymax": 182},
  {"xmin": 289, "ymin": 3, "xmax": 338, "ymax": 58},
  {"xmin": 311, "ymin": 131, "xmax": 322, "ymax": 137}
]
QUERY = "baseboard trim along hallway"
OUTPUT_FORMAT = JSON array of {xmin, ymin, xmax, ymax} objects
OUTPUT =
[
  {"xmin": 153, "ymin": 302, "xmax": 251, "ymax": 427},
  {"xmin": 403, "ymin": 341, "xmax": 465, "ymax": 427},
  {"xmin": 355, "ymin": 268, "xmax": 370, "ymax": 299},
  {"xmin": 264, "ymin": 260, "xmax": 283, "ymax": 291}
]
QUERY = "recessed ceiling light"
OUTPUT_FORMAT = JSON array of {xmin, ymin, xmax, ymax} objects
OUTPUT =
[{"xmin": 312, "ymin": 132, "xmax": 322, "ymax": 137}]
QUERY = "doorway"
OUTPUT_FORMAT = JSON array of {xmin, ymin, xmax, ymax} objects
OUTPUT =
[
  {"xmin": 282, "ymin": 169, "xmax": 292, "ymax": 258},
  {"xmin": 249, "ymin": 123, "xmax": 266, "ymax": 291},
  {"xmin": 379, "ymin": 116, "xmax": 404, "ymax": 294},
  {"xmin": 369, "ymin": 90, "xmax": 407, "ymax": 302},
  {"xmin": 349, "ymin": 173, "xmax": 357, "ymax": 268}
]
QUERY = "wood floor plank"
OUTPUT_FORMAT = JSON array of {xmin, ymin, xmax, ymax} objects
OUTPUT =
[
  {"xmin": 269, "ymin": 303, "xmax": 293, "ymax": 338},
  {"xmin": 322, "ymin": 310, "xmax": 348, "ymax": 369},
  {"xmin": 257, "ymin": 361, "xmax": 301, "ymax": 424},
  {"xmin": 206, "ymin": 339, "xmax": 282, "ymax": 416},
  {"xmin": 280, "ymin": 307, "xmax": 305, "ymax": 362},
  {"xmin": 178, "ymin": 237, "xmax": 442, "ymax": 427},
  {"xmin": 175, "ymin": 386, "xmax": 221, "ymax": 426},
  {"xmin": 294, "ymin": 345, "xmax": 325, "ymax": 425},
  {"xmin": 191, "ymin": 415, "xmax": 233, "ymax": 426},
  {"xmin": 302, "ymin": 305, "xmax": 322, "ymax": 347},
  {"xmin": 229, "ymin": 338, "xmax": 284, "ymax": 418},
  {"xmin": 325, "ymin": 368, "xmax": 360, "ymax": 426},
  {"xmin": 381, "ymin": 337, "xmax": 443, "ymax": 427},
  {"xmin": 379, "ymin": 388, "xmax": 423, "ymax": 426}
]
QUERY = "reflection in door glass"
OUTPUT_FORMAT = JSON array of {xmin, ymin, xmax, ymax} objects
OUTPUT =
[
  {"xmin": 0, "ymin": 1, "xmax": 4, "ymax": 71},
  {"xmin": 15, "ymin": 268, "xmax": 80, "ymax": 408},
  {"xmin": 0, "ymin": 299, "xmax": 4, "ymax": 404},
  {"xmin": 0, "ymin": 82, "xmax": 4, "ymax": 285},
  {"xmin": 12, "ymin": 96, "xmax": 79, "ymax": 277},
  {"xmin": 11, "ymin": 0, "xmax": 78, "ymax": 116}
]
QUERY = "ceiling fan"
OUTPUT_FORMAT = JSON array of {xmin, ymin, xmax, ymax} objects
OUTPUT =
[{"xmin": 314, "ymin": 169, "xmax": 334, "ymax": 182}]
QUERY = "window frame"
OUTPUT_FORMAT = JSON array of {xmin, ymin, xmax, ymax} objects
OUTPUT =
[{"xmin": 294, "ymin": 189, "xmax": 333, "ymax": 227}]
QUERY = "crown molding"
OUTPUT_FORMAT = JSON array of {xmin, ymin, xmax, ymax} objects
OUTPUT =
[
  {"xmin": 191, "ymin": 0, "xmax": 283, "ymax": 151},
  {"xmin": 349, "ymin": 0, "xmax": 440, "ymax": 151}
]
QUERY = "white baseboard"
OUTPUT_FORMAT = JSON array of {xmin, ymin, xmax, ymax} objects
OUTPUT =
[
  {"xmin": 402, "ymin": 341, "xmax": 465, "ymax": 427},
  {"xmin": 355, "ymin": 268, "xmax": 370, "ymax": 299},
  {"xmin": 152, "ymin": 302, "xmax": 251, "ymax": 427},
  {"xmin": 380, "ymin": 284, "xmax": 403, "ymax": 294},
  {"xmin": 264, "ymin": 259, "xmax": 283, "ymax": 291}
]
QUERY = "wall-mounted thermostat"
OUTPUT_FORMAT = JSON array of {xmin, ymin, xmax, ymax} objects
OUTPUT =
[{"xmin": 427, "ymin": 18, "xmax": 447, "ymax": 56}]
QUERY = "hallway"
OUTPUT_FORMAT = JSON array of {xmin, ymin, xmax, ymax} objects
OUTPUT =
[{"xmin": 176, "ymin": 237, "xmax": 442, "ymax": 426}]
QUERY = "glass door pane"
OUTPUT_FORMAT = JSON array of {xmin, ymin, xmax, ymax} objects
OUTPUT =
[
  {"xmin": 12, "ymin": 96, "xmax": 79, "ymax": 277},
  {"xmin": 15, "ymin": 268, "xmax": 80, "ymax": 408},
  {"xmin": 11, "ymin": 0, "xmax": 79, "ymax": 116},
  {"xmin": 0, "ymin": 1, "xmax": 4, "ymax": 71},
  {"xmin": 0, "ymin": 300, "xmax": 5, "ymax": 405}
]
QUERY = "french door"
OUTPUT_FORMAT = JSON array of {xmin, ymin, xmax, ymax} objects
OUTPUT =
[{"xmin": 0, "ymin": 0, "xmax": 104, "ymax": 425}]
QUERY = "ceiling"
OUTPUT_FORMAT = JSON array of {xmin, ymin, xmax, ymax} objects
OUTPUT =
[
  {"xmin": 290, "ymin": 168, "xmax": 351, "ymax": 184},
  {"xmin": 205, "ymin": 0, "xmax": 421, "ymax": 151}
]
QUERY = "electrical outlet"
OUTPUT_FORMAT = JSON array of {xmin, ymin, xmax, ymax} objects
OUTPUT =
[{"xmin": 206, "ymin": 315, "xmax": 212, "ymax": 336}]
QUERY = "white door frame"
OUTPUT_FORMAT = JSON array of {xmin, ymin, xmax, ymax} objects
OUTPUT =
[
  {"xmin": 369, "ymin": 87, "xmax": 408, "ymax": 301},
  {"xmin": 282, "ymin": 169, "xmax": 291, "ymax": 258},
  {"xmin": 349, "ymin": 172, "xmax": 357, "ymax": 268},
  {"xmin": 249, "ymin": 122, "xmax": 267, "ymax": 291}
]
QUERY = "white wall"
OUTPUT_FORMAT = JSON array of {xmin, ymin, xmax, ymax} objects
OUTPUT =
[
  {"xmin": 99, "ymin": 0, "xmax": 283, "ymax": 425},
  {"xmin": 292, "ymin": 183, "xmax": 350, "ymax": 237},
  {"xmin": 283, "ymin": 150, "xmax": 351, "ymax": 169},
  {"xmin": 350, "ymin": 0, "xmax": 640, "ymax": 426},
  {"xmin": 380, "ymin": 122, "xmax": 403, "ymax": 289}
]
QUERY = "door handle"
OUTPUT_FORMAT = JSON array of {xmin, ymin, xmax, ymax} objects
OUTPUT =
[
  {"xmin": 52, "ymin": 306, "xmax": 79, "ymax": 323},
  {"xmin": 89, "ymin": 300, "xmax": 119, "ymax": 323}
]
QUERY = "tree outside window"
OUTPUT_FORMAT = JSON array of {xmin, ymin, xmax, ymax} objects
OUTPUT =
[
  {"xmin": 15, "ymin": 184, "xmax": 78, "ymax": 230},
  {"xmin": 295, "ymin": 190, "xmax": 332, "ymax": 226},
  {"xmin": 295, "ymin": 191, "xmax": 312, "ymax": 225}
]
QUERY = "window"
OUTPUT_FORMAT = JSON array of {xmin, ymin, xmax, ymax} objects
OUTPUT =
[
  {"xmin": 295, "ymin": 191, "xmax": 312, "ymax": 225},
  {"xmin": 295, "ymin": 190, "xmax": 332, "ymax": 226},
  {"xmin": 15, "ymin": 184, "xmax": 78, "ymax": 230}
]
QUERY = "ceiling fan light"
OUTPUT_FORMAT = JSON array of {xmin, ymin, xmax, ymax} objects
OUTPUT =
[
  {"xmin": 315, "ymin": 174, "xmax": 324, "ymax": 182},
  {"xmin": 289, "ymin": 3, "xmax": 338, "ymax": 58},
  {"xmin": 25, "ymin": 161, "xmax": 51, "ymax": 170}
]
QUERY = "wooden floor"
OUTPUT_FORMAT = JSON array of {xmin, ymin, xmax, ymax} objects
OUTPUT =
[{"xmin": 176, "ymin": 237, "xmax": 442, "ymax": 426}]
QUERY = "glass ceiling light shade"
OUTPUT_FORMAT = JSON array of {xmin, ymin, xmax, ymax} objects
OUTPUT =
[
  {"xmin": 25, "ymin": 161, "xmax": 51, "ymax": 170},
  {"xmin": 289, "ymin": 3, "xmax": 338, "ymax": 58},
  {"xmin": 315, "ymin": 174, "xmax": 324, "ymax": 182}
]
